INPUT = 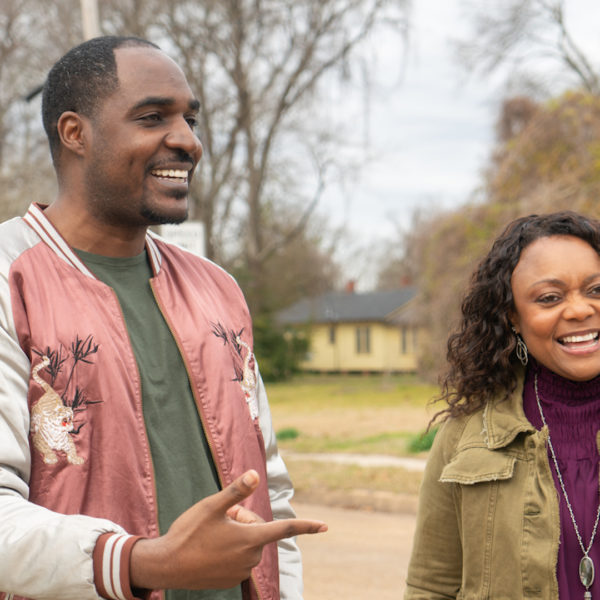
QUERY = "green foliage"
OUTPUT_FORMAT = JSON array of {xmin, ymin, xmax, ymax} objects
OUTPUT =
[
  {"xmin": 276, "ymin": 427, "xmax": 300, "ymax": 441},
  {"xmin": 407, "ymin": 428, "xmax": 438, "ymax": 453},
  {"xmin": 253, "ymin": 315, "xmax": 309, "ymax": 382}
]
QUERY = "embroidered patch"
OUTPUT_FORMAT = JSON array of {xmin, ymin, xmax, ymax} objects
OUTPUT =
[
  {"xmin": 211, "ymin": 322, "xmax": 259, "ymax": 419},
  {"xmin": 30, "ymin": 335, "xmax": 102, "ymax": 465}
]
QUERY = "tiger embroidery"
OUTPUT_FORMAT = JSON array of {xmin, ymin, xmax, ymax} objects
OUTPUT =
[{"xmin": 30, "ymin": 356, "xmax": 84, "ymax": 465}]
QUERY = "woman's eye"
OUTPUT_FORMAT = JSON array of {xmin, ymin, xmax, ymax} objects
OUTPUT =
[
  {"xmin": 589, "ymin": 285, "xmax": 600, "ymax": 296},
  {"xmin": 537, "ymin": 294, "xmax": 561, "ymax": 304}
]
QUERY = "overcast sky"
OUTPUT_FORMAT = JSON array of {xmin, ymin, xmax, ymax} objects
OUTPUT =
[
  {"xmin": 320, "ymin": 0, "xmax": 600, "ymax": 263},
  {"xmin": 320, "ymin": 0, "xmax": 496, "ymax": 252}
]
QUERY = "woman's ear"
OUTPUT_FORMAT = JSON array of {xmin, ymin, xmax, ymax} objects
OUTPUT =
[
  {"xmin": 56, "ymin": 111, "xmax": 89, "ymax": 158},
  {"xmin": 508, "ymin": 312, "xmax": 519, "ymax": 334}
]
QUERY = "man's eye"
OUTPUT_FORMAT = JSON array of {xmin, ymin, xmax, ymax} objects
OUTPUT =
[
  {"xmin": 140, "ymin": 113, "xmax": 162, "ymax": 122},
  {"xmin": 186, "ymin": 117, "xmax": 198, "ymax": 129}
]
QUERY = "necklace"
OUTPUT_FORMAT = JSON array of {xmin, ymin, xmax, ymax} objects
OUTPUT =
[{"xmin": 535, "ymin": 374, "xmax": 600, "ymax": 599}]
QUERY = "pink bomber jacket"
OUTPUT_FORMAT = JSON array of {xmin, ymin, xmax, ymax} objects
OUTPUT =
[{"xmin": 0, "ymin": 204, "xmax": 300, "ymax": 600}]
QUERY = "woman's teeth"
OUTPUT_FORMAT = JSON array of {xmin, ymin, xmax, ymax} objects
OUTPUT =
[{"xmin": 560, "ymin": 332, "xmax": 598, "ymax": 344}]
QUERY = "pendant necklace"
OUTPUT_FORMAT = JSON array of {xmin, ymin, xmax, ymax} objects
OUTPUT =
[{"xmin": 535, "ymin": 374, "xmax": 600, "ymax": 599}]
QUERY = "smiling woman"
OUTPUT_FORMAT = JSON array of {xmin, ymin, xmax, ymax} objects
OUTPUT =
[
  {"xmin": 404, "ymin": 211, "xmax": 600, "ymax": 599},
  {"xmin": 511, "ymin": 235, "xmax": 600, "ymax": 382}
]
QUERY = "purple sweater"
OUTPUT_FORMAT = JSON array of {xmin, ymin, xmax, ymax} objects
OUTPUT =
[{"xmin": 523, "ymin": 361, "xmax": 600, "ymax": 598}]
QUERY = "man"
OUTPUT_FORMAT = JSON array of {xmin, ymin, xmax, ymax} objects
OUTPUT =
[{"xmin": 0, "ymin": 36, "xmax": 325, "ymax": 600}]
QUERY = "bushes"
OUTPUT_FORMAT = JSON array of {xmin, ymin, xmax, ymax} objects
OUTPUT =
[{"xmin": 253, "ymin": 314, "xmax": 309, "ymax": 382}]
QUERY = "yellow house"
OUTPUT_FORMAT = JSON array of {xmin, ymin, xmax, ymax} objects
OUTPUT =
[{"xmin": 277, "ymin": 288, "xmax": 421, "ymax": 373}]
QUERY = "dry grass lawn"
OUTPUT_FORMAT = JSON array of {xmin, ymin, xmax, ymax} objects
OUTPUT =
[{"xmin": 264, "ymin": 374, "xmax": 440, "ymax": 508}]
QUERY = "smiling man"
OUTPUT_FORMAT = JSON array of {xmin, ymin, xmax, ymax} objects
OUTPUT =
[{"xmin": 0, "ymin": 36, "xmax": 325, "ymax": 600}]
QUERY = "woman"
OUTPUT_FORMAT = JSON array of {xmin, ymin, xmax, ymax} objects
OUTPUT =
[{"xmin": 405, "ymin": 211, "xmax": 600, "ymax": 599}]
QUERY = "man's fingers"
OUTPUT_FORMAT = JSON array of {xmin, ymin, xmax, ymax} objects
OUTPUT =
[
  {"xmin": 227, "ymin": 504, "xmax": 265, "ymax": 524},
  {"xmin": 253, "ymin": 518, "xmax": 328, "ymax": 546},
  {"xmin": 208, "ymin": 469, "xmax": 260, "ymax": 514}
]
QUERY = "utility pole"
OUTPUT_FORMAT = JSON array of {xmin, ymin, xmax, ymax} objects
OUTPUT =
[{"xmin": 80, "ymin": 0, "xmax": 100, "ymax": 40}]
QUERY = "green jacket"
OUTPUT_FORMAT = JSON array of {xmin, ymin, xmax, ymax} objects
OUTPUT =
[{"xmin": 405, "ymin": 378, "xmax": 566, "ymax": 599}]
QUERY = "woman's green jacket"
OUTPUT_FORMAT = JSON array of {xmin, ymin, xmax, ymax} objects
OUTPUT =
[{"xmin": 404, "ymin": 378, "xmax": 576, "ymax": 599}]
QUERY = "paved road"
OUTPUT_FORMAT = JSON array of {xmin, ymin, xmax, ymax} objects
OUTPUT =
[{"xmin": 294, "ymin": 502, "xmax": 417, "ymax": 599}]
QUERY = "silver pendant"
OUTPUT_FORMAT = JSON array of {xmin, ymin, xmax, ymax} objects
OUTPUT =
[{"xmin": 581, "ymin": 555, "xmax": 595, "ymax": 591}]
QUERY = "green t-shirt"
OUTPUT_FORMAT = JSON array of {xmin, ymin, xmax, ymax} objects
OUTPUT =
[{"xmin": 75, "ymin": 249, "xmax": 242, "ymax": 600}]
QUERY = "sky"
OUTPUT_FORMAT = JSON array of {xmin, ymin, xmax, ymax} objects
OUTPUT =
[
  {"xmin": 320, "ymin": 0, "xmax": 600, "ymax": 266},
  {"xmin": 321, "ymin": 0, "xmax": 498, "ymax": 252}
]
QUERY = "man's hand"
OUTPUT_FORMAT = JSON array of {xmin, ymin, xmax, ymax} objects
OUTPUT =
[{"xmin": 130, "ymin": 469, "xmax": 327, "ymax": 590}]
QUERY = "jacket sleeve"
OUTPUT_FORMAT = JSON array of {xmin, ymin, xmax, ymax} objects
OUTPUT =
[
  {"xmin": 255, "ymin": 364, "xmax": 304, "ymax": 600},
  {"xmin": 0, "ymin": 316, "xmax": 131, "ymax": 600},
  {"xmin": 404, "ymin": 420, "xmax": 463, "ymax": 600}
]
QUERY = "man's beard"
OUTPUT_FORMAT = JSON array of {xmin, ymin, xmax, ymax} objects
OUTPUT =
[{"xmin": 140, "ymin": 202, "xmax": 189, "ymax": 225}]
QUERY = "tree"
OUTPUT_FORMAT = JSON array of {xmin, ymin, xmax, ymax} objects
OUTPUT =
[
  {"xmin": 404, "ymin": 0, "xmax": 600, "ymax": 380},
  {"xmin": 152, "ymin": 0, "xmax": 408, "ymax": 311},
  {"xmin": 456, "ymin": 0, "xmax": 600, "ymax": 96},
  {"xmin": 0, "ymin": 0, "xmax": 408, "ymax": 316},
  {"xmin": 374, "ymin": 213, "xmax": 424, "ymax": 290}
]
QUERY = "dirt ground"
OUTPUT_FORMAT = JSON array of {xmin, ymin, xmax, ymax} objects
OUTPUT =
[{"xmin": 293, "ymin": 502, "xmax": 417, "ymax": 599}]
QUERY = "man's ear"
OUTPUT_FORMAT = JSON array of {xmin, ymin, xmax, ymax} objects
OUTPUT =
[{"xmin": 56, "ymin": 111, "xmax": 89, "ymax": 157}]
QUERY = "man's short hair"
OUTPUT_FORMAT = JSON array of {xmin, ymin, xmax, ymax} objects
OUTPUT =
[{"xmin": 42, "ymin": 35, "xmax": 159, "ymax": 164}]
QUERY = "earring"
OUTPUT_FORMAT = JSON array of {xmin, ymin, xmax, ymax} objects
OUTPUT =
[{"xmin": 511, "ymin": 327, "xmax": 528, "ymax": 366}]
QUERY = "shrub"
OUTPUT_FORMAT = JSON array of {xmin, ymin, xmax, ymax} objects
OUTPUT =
[{"xmin": 407, "ymin": 427, "xmax": 438, "ymax": 453}]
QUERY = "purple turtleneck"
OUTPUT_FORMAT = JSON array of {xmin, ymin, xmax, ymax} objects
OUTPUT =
[{"xmin": 523, "ymin": 360, "xmax": 600, "ymax": 598}]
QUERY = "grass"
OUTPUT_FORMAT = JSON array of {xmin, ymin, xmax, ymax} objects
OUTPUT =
[
  {"xmin": 267, "ymin": 372, "xmax": 438, "ymax": 410},
  {"xmin": 284, "ymin": 459, "xmax": 425, "ymax": 499},
  {"xmin": 265, "ymin": 373, "xmax": 440, "ymax": 506},
  {"xmin": 268, "ymin": 373, "xmax": 439, "ymax": 456}
]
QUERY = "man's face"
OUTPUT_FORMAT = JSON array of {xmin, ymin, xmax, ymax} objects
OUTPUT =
[{"xmin": 83, "ymin": 46, "xmax": 203, "ymax": 228}]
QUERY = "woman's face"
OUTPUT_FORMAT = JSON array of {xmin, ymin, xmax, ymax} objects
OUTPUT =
[{"xmin": 510, "ymin": 235, "xmax": 600, "ymax": 381}]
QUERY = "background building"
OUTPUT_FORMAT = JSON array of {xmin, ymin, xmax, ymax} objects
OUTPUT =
[{"xmin": 278, "ymin": 287, "xmax": 422, "ymax": 373}]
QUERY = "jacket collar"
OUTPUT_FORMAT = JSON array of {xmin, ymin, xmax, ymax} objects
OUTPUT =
[
  {"xmin": 23, "ymin": 202, "xmax": 163, "ymax": 277},
  {"xmin": 482, "ymin": 369, "xmax": 536, "ymax": 449}
]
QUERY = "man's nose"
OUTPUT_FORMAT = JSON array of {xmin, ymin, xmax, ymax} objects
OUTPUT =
[{"xmin": 165, "ymin": 117, "xmax": 203, "ymax": 161}]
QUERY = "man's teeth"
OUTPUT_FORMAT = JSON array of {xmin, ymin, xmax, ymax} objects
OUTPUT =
[
  {"xmin": 151, "ymin": 169, "xmax": 188, "ymax": 179},
  {"xmin": 560, "ymin": 332, "xmax": 598, "ymax": 343}
]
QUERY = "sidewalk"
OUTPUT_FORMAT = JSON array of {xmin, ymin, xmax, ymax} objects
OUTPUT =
[{"xmin": 282, "ymin": 451, "xmax": 427, "ymax": 471}]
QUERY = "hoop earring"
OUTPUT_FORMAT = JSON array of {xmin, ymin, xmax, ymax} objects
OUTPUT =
[{"xmin": 512, "ymin": 327, "xmax": 528, "ymax": 366}]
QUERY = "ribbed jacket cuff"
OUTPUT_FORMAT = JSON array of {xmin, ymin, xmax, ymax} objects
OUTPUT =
[{"xmin": 93, "ymin": 533, "xmax": 148, "ymax": 600}]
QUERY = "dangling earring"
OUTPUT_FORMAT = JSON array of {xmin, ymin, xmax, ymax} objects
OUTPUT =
[{"xmin": 511, "ymin": 326, "xmax": 528, "ymax": 366}]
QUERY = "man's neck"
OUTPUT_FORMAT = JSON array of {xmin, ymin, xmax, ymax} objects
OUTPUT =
[{"xmin": 44, "ymin": 200, "xmax": 147, "ymax": 257}]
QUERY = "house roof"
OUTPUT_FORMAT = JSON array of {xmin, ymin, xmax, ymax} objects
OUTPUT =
[{"xmin": 277, "ymin": 287, "xmax": 417, "ymax": 325}]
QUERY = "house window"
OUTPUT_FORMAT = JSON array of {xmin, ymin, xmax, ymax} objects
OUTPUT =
[
  {"xmin": 356, "ymin": 326, "xmax": 371, "ymax": 354},
  {"xmin": 401, "ymin": 326, "xmax": 418, "ymax": 354},
  {"xmin": 329, "ymin": 325, "xmax": 336, "ymax": 344}
]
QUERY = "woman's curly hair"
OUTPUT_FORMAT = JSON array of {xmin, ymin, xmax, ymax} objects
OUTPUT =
[{"xmin": 437, "ymin": 210, "xmax": 600, "ymax": 420}]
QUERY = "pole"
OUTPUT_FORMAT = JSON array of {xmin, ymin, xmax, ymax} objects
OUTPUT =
[{"xmin": 80, "ymin": 0, "xmax": 100, "ymax": 40}]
